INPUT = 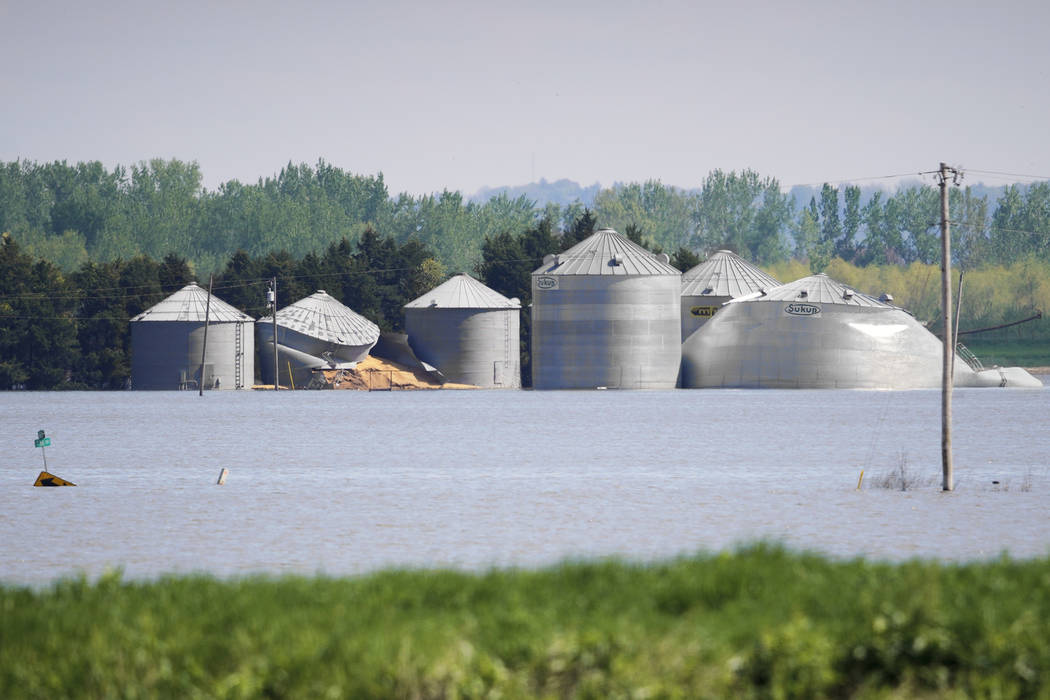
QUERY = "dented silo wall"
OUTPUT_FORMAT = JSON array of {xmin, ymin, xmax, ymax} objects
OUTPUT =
[
  {"xmin": 404, "ymin": 273, "xmax": 522, "ymax": 388},
  {"xmin": 405, "ymin": 307, "xmax": 520, "ymax": 387},
  {"xmin": 257, "ymin": 290, "xmax": 379, "ymax": 387},
  {"xmin": 681, "ymin": 273, "xmax": 979, "ymax": 389},
  {"xmin": 680, "ymin": 250, "xmax": 779, "ymax": 340}
]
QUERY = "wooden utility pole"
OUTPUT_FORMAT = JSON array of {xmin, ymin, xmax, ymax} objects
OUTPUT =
[
  {"xmin": 271, "ymin": 277, "xmax": 279, "ymax": 391},
  {"xmin": 937, "ymin": 162, "xmax": 959, "ymax": 492},
  {"xmin": 198, "ymin": 274, "xmax": 213, "ymax": 397}
]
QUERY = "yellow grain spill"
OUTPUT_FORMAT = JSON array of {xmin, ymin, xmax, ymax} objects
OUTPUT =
[{"xmin": 321, "ymin": 356, "xmax": 477, "ymax": 391}]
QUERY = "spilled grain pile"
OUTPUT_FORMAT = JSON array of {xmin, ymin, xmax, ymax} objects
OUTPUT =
[{"xmin": 320, "ymin": 355, "xmax": 477, "ymax": 390}]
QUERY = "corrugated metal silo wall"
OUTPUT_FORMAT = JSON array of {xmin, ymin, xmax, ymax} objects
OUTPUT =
[
  {"xmin": 132, "ymin": 321, "xmax": 253, "ymax": 390},
  {"xmin": 405, "ymin": 308, "xmax": 521, "ymax": 388},
  {"xmin": 256, "ymin": 324, "xmax": 374, "ymax": 387},
  {"xmin": 532, "ymin": 275, "xmax": 681, "ymax": 389},
  {"xmin": 680, "ymin": 295, "xmax": 730, "ymax": 341},
  {"xmin": 681, "ymin": 302, "xmax": 955, "ymax": 389}
]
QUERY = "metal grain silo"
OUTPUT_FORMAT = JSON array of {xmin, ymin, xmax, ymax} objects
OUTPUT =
[
  {"xmin": 404, "ymin": 273, "xmax": 521, "ymax": 388},
  {"xmin": 130, "ymin": 283, "xmax": 255, "ymax": 390},
  {"xmin": 257, "ymin": 290, "xmax": 379, "ymax": 388},
  {"xmin": 531, "ymin": 228, "xmax": 682, "ymax": 389},
  {"xmin": 680, "ymin": 250, "xmax": 779, "ymax": 341},
  {"xmin": 682, "ymin": 272, "xmax": 975, "ymax": 389}
]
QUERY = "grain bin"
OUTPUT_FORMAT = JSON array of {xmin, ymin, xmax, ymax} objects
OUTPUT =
[
  {"xmin": 680, "ymin": 250, "xmax": 779, "ymax": 341},
  {"xmin": 130, "ymin": 283, "xmax": 255, "ymax": 390},
  {"xmin": 257, "ymin": 290, "xmax": 379, "ymax": 388},
  {"xmin": 404, "ymin": 273, "xmax": 521, "ymax": 388},
  {"xmin": 682, "ymin": 272, "xmax": 980, "ymax": 389},
  {"xmin": 531, "ymin": 228, "xmax": 682, "ymax": 389}
]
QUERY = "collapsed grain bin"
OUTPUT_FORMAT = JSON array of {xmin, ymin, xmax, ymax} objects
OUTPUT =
[
  {"xmin": 531, "ymin": 228, "xmax": 682, "ymax": 389},
  {"xmin": 257, "ymin": 290, "xmax": 379, "ymax": 388},
  {"xmin": 680, "ymin": 250, "xmax": 779, "ymax": 341},
  {"xmin": 681, "ymin": 272, "xmax": 1037, "ymax": 389},
  {"xmin": 404, "ymin": 273, "xmax": 521, "ymax": 388},
  {"xmin": 130, "ymin": 283, "xmax": 255, "ymax": 390}
]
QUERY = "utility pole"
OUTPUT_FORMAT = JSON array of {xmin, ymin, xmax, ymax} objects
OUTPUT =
[
  {"xmin": 198, "ymin": 274, "xmax": 213, "ymax": 397},
  {"xmin": 271, "ymin": 277, "xmax": 279, "ymax": 391},
  {"xmin": 937, "ymin": 162, "xmax": 961, "ymax": 491}
]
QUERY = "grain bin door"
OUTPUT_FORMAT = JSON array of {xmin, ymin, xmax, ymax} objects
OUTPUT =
[{"xmin": 493, "ymin": 361, "xmax": 505, "ymax": 387}]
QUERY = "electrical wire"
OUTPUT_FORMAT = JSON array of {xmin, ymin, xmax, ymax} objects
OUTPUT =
[
  {"xmin": 786, "ymin": 171, "xmax": 932, "ymax": 188},
  {"xmin": 964, "ymin": 169, "xmax": 1050, "ymax": 182}
]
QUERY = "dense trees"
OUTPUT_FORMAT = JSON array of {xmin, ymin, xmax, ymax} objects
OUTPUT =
[
  {"xmin": 2, "ymin": 158, "xmax": 1049, "ymax": 388},
  {"xmin": 0, "ymin": 230, "xmax": 441, "ymax": 389},
  {"xmin": 4, "ymin": 158, "xmax": 1050, "ymax": 278}
]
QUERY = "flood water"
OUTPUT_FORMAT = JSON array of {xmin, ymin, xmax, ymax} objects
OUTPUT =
[{"xmin": 2, "ymin": 382, "xmax": 1049, "ymax": 586}]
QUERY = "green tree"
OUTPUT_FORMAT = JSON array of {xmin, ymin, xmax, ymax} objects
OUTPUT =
[
  {"xmin": 560, "ymin": 209, "xmax": 598, "ymax": 250},
  {"xmin": 691, "ymin": 170, "xmax": 791, "ymax": 263},
  {"xmin": 593, "ymin": 180, "xmax": 697, "ymax": 252},
  {"xmin": 991, "ymin": 183, "xmax": 1050, "ymax": 264},
  {"xmin": 838, "ymin": 185, "xmax": 861, "ymax": 261},
  {"xmin": 670, "ymin": 246, "xmax": 702, "ymax": 272},
  {"xmin": 70, "ymin": 260, "xmax": 130, "ymax": 388},
  {"xmin": 0, "ymin": 234, "xmax": 79, "ymax": 389},
  {"xmin": 795, "ymin": 198, "xmax": 829, "ymax": 273}
]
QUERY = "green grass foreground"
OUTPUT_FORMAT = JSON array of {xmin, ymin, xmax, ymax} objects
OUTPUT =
[{"xmin": 3, "ymin": 546, "xmax": 1050, "ymax": 699}]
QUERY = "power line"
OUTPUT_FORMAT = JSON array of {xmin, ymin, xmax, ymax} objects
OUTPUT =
[
  {"xmin": 786, "ymin": 171, "xmax": 931, "ymax": 188},
  {"xmin": 964, "ymin": 169, "xmax": 1050, "ymax": 182},
  {"xmin": 0, "ymin": 255, "xmax": 551, "ymax": 304}
]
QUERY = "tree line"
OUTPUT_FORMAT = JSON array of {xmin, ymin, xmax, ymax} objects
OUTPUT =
[
  {"xmin": 2, "ymin": 214, "xmax": 1047, "ymax": 391},
  {"xmin": 0, "ymin": 209, "xmax": 695, "ymax": 389},
  {"xmin": 2, "ymin": 159, "xmax": 1048, "ymax": 388},
  {"xmin": 4, "ymin": 159, "xmax": 1050, "ymax": 278},
  {"xmin": 0, "ymin": 230, "xmax": 445, "ymax": 389}
]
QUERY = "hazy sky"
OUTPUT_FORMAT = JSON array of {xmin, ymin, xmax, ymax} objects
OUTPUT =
[{"xmin": 4, "ymin": 0, "xmax": 1049, "ymax": 195}]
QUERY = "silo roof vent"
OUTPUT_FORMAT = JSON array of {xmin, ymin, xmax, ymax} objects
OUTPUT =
[
  {"xmin": 681, "ymin": 250, "xmax": 779, "ymax": 299},
  {"xmin": 532, "ymin": 228, "xmax": 679, "ymax": 276},
  {"xmin": 130, "ymin": 284, "xmax": 254, "ymax": 323},
  {"xmin": 404, "ymin": 273, "xmax": 520, "ymax": 309},
  {"xmin": 259, "ymin": 290, "xmax": 379, "ymax": 346}
]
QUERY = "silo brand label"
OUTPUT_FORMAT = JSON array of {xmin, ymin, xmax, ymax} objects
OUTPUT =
[
  {"xmin": 690, "ymin": 306, "xmax": 718, "ymax": 318},
  {"xmin": 784, "ymin": 303, "xmax": 821, "ymax": 317},
  {"xmin": 535, "ymin": 276, "xmax": 559, "ymax": 291}
]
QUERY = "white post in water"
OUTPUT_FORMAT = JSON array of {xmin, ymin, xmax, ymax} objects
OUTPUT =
[{"xmin": 937, "ymin": 162, "xmax": 959, "ymax": 492}]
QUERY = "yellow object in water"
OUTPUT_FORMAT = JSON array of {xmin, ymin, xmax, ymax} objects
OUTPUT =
[{"xmin": 34, "ymin": 471, "xmax": 76, "ymax": 487}]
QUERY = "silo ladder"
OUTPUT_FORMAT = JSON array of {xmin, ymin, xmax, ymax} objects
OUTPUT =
[
  {"xmin": 235, "ymin": 324, "xmax": 244, "ymax": 388},
  {"xmin": 955, "ymin": 342, "xmax": 983, "ymax": 372}
]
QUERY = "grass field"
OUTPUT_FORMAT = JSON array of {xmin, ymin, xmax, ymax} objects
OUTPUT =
[
  {"xmin": 3, "ymin": 546, "xmax": 1049, "ymax": 698},
  {"xmin": 960, "ymin": 338, "xmax": 1050, "ymax": 369}
]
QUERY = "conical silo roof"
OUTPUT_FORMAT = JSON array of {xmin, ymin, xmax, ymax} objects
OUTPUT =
[
  {"xmin": 681, "ymin": 250, "xmax": 780, "ymax": 298},
  {"xmin": 735, "ymin": 273, "xmax": 889, "ymax": 307},
  {"xmin": 533, "ymin": 228, "xmax": 679, "ymax": 276},
  {"xmin": 259, "ymin": 290, "xmax": 379, "ymax": 345},
  {"xmin": 404, "ymin": 273, "xmax": 521, "ymax": 309},
  {"xmin": 130, "ymin": 283, "xmax": 254, "ymax": 322}
]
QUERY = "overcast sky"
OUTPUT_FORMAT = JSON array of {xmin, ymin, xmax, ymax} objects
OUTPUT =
[{"xmin": 3, "ymin": 0, "xmax": 1048, "ymax": 195}]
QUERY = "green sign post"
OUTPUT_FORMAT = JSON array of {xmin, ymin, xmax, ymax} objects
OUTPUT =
[{"xmin": 34, "ymin": 429, "xmax": 49, "ymax": 469}]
